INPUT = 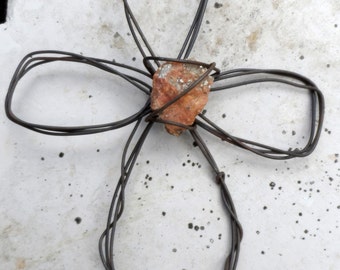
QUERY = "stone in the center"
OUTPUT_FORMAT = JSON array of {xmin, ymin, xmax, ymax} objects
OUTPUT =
[{"xmin": 151, "ymin": 62, "xmax": 213, "ymax": 136}]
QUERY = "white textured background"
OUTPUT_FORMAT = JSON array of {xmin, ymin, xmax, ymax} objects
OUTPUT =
[{"xmin": 0, "ymin": 1, "xmax": 339, "ymax": 270}]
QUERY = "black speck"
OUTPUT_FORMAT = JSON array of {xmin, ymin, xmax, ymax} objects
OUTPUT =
[
  {"xmin": 96, "ymin": 149, "xmax": 100, "ymax": 152},
  {"xmin": 335, "ymin": 24, "xmax": 338, "ymax": 28},
  {"xmin": 299, "ymin": 55, "xmax": 304, "ymax": 60},
  {"xmin": 206, "ymin": 20, "xmax": 210, "ymax": 24},
  {"xmin": 132, "ymin": 57, "xmax": 136, "ymax": 61},
  {"xmin": 263, "ymin": 206, "xmax": 268, "ymax": 210},
  {"xmin": 146, "ymin": 160, "xmax": 150, "ymax": 164},
  {"xmin": 75, "ymin": 217, "xmax": 82, "ymax": 224},
  {"xmin": 269, "ymin": 182, "xmax": 276, "ymax": 189},
  {"xmin": 299, "ymin": 212, "xmax": 303, "ymax": 216},
  {"xmin": 292, "ymin": 130, "xmax": 296, "ymax": 136},
  {"xmin": 194, "ymin": 225, "xmax": 199, "ymax": 231},
  {"xmin": 188, "ymin": 223, "xmax": 193, "ymax": 229},
  {"xmin": 59, "ymin": 152, "xmax": 64, "ymax": 158},
  {"xmin": 172, "ymin": 248, "xmax": 177, "ymax": 253},
  {"xmin": 41, "ymin": 157, "xmax": 45, "ymax": 161},
  {"xmin": 304, "ymin": 229, "xmax": 309, "ymax": 234},
  {"xmin": 202, "ymin": 109, "xmax": 207, "ymax": 115},
  {"xmin": 193, "ymin": 141, "xmax": 198, "ymax": 147},
  {"xmin": 162, "ymin": 211, "xmax": 166, "ymax": 216},
  {"xmin": 88, "ymin": 95, "xmax": 93, "ymax": 98},
  {"xmin": 261, "ymin": 251, "xmax": 265, "ymax": 255},
  {"xmin": 214, "ymin": 2, "xmax": 223, "ymax": 8},
  {"xmin": 222, "ymin": 113, "xmax": 226, "ymax": 118}
]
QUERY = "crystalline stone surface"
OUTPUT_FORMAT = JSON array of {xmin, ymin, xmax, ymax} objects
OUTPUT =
[{"xmin": 151, "ymin": 61, "xmax": 214, "ymax": 136}]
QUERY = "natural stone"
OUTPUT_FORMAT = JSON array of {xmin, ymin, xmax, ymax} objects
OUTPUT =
[{"xmin": 151, "ymin": 61, "xmax": 213, "ymax": 136}]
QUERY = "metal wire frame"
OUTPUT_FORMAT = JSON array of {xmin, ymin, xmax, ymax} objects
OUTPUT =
[{"xmin": 5, "ymin": 1, "xmax": 324, "ymax": 270}]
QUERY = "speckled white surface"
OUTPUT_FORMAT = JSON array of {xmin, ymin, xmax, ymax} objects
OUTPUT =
[{"xmin": 0, "ymin": 1, "xmax": 339, "ymax": 270}]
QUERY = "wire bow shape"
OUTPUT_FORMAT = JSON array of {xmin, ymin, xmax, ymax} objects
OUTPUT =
[{"xmin": 5, "ymin": 1, "xmax": 324, "ymax": 270}]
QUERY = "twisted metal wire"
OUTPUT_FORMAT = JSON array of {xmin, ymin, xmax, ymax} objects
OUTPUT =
[{"xmin": 5, "ymin": 1, "xmax": 324, "ymax": 270}]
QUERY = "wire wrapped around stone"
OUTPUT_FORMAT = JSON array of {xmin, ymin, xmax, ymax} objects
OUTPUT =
[{"xmin": 145, "ymin": 57, "xmax": 219, "ymax": 135}]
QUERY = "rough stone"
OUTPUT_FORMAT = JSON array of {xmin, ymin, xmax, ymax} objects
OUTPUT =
[{"xmin": 151, "ymin": 61, "xmax": 213, "ymax": 136}]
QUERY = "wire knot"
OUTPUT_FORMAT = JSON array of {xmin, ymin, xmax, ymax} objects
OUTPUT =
[{"xmin": 216, "ymin": 171, "xmax": 225, "ymax": 184}]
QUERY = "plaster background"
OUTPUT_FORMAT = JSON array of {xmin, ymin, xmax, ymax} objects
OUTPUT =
[{"xmin": 0, "ymin": 1, "xmax": 339, "ymax": 270}]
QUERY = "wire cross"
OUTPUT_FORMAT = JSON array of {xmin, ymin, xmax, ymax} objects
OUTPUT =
[{"xmin": 5, "ymin": 1, "xmax": 324, "ymax": 269}]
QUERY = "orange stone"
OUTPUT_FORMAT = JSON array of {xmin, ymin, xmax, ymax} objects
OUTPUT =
[{"xmin": 151, "ymin": 62, "xmax": 214, "ymax": 136}]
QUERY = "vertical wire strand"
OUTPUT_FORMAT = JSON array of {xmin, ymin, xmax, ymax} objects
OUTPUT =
[
  {"xmin": 177, "ymin": 0, "xmax": 208, "ymax": 59},
  {"xmin": 123, "ymin": 0, "xmax": 160, "ymax": 73},
  {"xmin": 189, "ymin": 128, "xmax": 243, "ymax": 270},
  {"xmin": 99, "ymin": 119, "xmax": 154, "ymax": 269}
]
